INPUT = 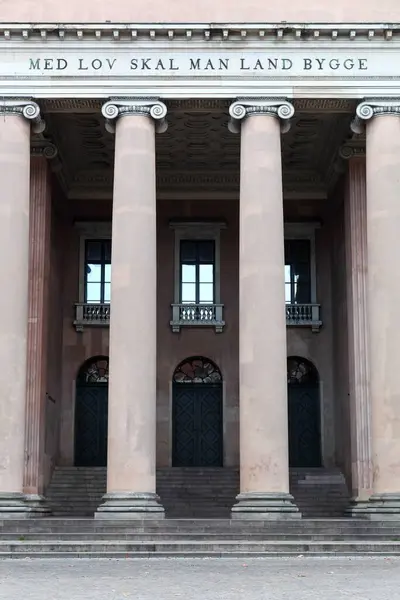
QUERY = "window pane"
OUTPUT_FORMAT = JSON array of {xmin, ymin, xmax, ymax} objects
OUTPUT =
[
  {"xmin": 104, "ymin": 283, "xmax": 111, "ymax": 303},
  {"xmin": 180, "ymin": 240, "xmax": 197, "ymax": 263},
  {"xmin": 181, "ymin": 283, "xmax": 196, "ymax": 303},
  {"xmin": 199, "ymin": 264, "xmax": 213, "ymax": 283},
  {"xmin": 285, "ymin": 283, "xmax": 292, "ymax": 303},
  {"xmin": 86, "ymin": 282, "xmax": 101, "ymax": 303},
  {"xmin": 198, "ymin": 240, "xmax": 215, "ymax": 263},
  {"xmin": 104, "ymin": 263, "xmax": 111, "ymax": 283},
  {"xmin": 182, "ymin": 264, "xmax": 196, "ymax": 283},
  {"xmin": 86, "ymin": 241, "xmax": 102, "ymax": 262},
  {"xmin": 86, "ymin": 263, "xmax": 102, "ymax": 283},
  {"xmin": 199, "ymin": 283, "xmax": 214, "ymax": 303},
  {"xmin": 284, "ymin": 264, "xmax": 291, "ymax": 284}
]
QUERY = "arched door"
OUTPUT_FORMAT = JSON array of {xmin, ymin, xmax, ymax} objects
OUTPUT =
[
  {"xmin": 287, "ymin": 356, "xmax": 321, "ymax": 468},
  {"xmin": 74, "ymin": 356, "xmax": 109, "ymax": 467},
  {"xmin": 172, "ymin": 356, "xmax": 223, "ymax": 467}
]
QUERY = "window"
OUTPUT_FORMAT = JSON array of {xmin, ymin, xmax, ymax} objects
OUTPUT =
[
  {"xmin": 284, "ymin": 239, "xmax": 311, "ymax": 304},
  {"xmin": 180, "ymin": 240, "xmax": 215, "ymax": 305},
  {"xmin": 84, "ymin": 239, "xmax": 111, "ymax": 304}
]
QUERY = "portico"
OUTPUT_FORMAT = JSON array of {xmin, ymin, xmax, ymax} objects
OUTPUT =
[{"xmin": 0, "ymin": 22, "xmax": 399, "ymax": 519}]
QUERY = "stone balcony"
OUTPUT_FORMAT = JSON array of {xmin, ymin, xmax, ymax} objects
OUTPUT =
[{"xmin": 74, "ymin": 302, "xmax": 321, "ymax": 332}]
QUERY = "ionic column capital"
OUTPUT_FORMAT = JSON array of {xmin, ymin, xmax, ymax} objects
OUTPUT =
[
  {"xmin": 30, "ymin": 140, "xmax": 58, "ymax": 160},
  {"xmin": 228, "ymin": 98, "xmax": 295, "ymax": 134},
  {"xmin": 0, "ymin": 99, "xmax": 45, "ymax": 133},
  {"xmin": 339, "ymin": 141, "xmax": 366, "ymax": 161},
  {"xmin": 101, "ymin": 97, "xmax": 168, "ymax": 134},
  {"xmin": 351, "ymin": 98, "xmax": 400, "ymax": 134}
]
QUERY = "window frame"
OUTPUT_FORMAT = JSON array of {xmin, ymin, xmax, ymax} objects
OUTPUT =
[
  {"xmin": 180, "ymin": 239, "xmax": 216, "ymax": 305},
  {"xmin": 170, "ymin": 221, "xmax": 226, "ymax": 306},
  {"xmin": 284, "ymin": 223, "xmax": 319, "ymax": 304},
  {"xmin": 76, "ymin": 222, "xmax": 112, "ymax": 304},
  {"xmin": 84, "ymin": 239, "xmax": 111, "ymax": 304}
]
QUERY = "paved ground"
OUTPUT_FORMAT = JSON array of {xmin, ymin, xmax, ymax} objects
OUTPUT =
[{"xmin": 0, "ymin": 557, "xmax": 399, "ymax": 599}]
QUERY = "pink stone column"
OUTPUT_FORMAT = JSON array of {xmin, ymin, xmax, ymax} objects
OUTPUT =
[
  {"xmin": 23, "ymin": 145, "xmax": 56, "ymax": 515},
  {"xmin": 341, "ymin": 148, "xmax": 373, "ymax": 513},
  {"xmin": 355, "ymin": 100, "xmax": 400, "ymax": 519},
  {"xmin": 96, "ymin": 99, "xmax": 167, "ymax": 519},
  {"xmin": 229, "ymin": 99, "xmax": 300, "ymax": 519},
  {"xmin": 0, "ymin": 100, "xmax": 44, "ymax": 517}
]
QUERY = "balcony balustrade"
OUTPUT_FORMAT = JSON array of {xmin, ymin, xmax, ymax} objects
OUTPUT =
[
  {"xmin": 74, "ymin": 302, "xmax": 321, "ymax": 332},
  {"xmin": 286, "ymin": 303, "xmax": 322, "ymax": 332}
]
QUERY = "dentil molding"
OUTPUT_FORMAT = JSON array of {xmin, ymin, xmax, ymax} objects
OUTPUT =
[{"xmin": 0, "ymin": 23, "xmax": 398, "ymax": 41}]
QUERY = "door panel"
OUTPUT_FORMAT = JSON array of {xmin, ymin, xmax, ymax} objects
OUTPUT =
[
  {"xmin": 288, "ymin": 386, "xmax": 321, "ymax": 468},
  {"xmin": 75, "ymin": 385, "xmax": 108, "ymax": 467},
  {"xmin": 173, "ymin": 384, "xmax": 223, "ymax": 467}
]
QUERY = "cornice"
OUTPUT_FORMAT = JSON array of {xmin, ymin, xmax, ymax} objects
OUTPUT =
[{"xmin": 0, "ymin": 23, "xmax": 399, "ymax": 41}]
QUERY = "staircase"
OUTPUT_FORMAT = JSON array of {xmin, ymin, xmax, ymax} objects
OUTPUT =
[
  {"xmin": 46, "ymin": 466, "xmax": 350, "ymax": 518},
  {"xmin": 2, "ymin": 519, "xmax": 400, "ymax": 558}
]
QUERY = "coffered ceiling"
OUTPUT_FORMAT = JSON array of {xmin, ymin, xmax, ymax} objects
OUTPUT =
[{"xmin": 40, "ymin": 98, "xmax": 357, "ymax": 202}]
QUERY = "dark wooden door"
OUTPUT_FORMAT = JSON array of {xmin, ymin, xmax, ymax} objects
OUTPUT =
[
  {"xmin": 172, "ymin": 384, "xmax": 223, "ymax": 467},
  {"xmin": 288, "ymin": 385, "xmax": 321, "ymax": 468},
  {"xmin": 74, "ymin": 385, "xmax": 108, "ymax": 466}
]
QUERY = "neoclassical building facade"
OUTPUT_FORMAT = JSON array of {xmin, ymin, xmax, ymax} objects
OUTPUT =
[{"xmin": 0, "ymin": 10, "xmax": 400, "ymax": 519}]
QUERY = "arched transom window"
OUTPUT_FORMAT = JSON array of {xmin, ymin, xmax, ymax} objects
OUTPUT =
[
  {"xmin": 77, "ymin": 356, "xmax": 109, "ymax": 384},
  {"xmin": 173, "ymin": 356, "xmax": 222, "ymax": 384}
]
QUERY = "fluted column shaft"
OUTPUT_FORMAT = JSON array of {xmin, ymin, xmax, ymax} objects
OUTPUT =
[
  {"xmin": 23, "ymin": 153, "xmax": 53, "ymax": 514},
  {"xmin": 355, "ymin": 99, "xmax": 400, "ymax": 518},
  {"xmin": 0, "ymin": 100, "xmax": 43, "ymax": 517},
  {"xmin": 343, "ymin": 155, "xmax": 373, "ymax": 510},
  {"xmin": 96, "ymin": 99, "xmax": 167, "ymax": 519},
  {"xmin": 229, "ymin": 99, "xmax": 300, "ymax": 519}
]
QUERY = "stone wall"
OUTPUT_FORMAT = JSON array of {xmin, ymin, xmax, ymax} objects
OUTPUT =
[{"xmin": 55, "ymin": 197, "xmax": 338, "ymax": 469}]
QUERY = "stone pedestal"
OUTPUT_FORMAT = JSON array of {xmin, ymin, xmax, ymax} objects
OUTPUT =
[
  {"xmin": 354, "ymin": 100, "xmax": 400, "ymax": 518},
  {"xmin": 229, "ymin": 99, "xmax": 300, "ymax": 520},
  {"xmin": 95, "ymin": 99, "xmax": 167, "ymax": 519},
  {"xmin": 341, "ymin": 149, "xmax": 373, "ymax": 516},
  {"xmin": 0, "ymin": 100, "xmax": 44, "ymax": 518}
]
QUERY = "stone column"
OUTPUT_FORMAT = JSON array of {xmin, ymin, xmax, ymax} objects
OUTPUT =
[
  {"xmin": 0, "ymin": 100, "xmax": 45, "ymax": 517},
  {"xmin": 96, "ymin": 99, "xmax": 167, "ymax": 519},
  {"xmin": 23, "ymin": 142, "xmax": 57, "ymax": 515},
  {"xmin": 354, "ymin": 99, "xmax": 400, "ymax": 518},
  {"xmin": 340, "ymin": 143, "xmax": 373, "ymax": 514},
  {"xmin": 229, "ymin": 99, "xmax": 300, "ymax": 519}
]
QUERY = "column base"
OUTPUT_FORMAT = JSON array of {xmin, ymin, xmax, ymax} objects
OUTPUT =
[
  {"xmin": 346, "ymin": 497, "xmax": 372, "ymax": 518},
  {"xmin": 95, "ymin": 492, "xmax": 165, "ymax": 520},
  {"xmin": 24, "ymin": 494, "xmax": 51, "ymax": 516},
  {"xmin": 0, "ymin": 493, "xmax": 33, "ymax": 519},
  {"xmin": 352, "ymin": 493, "xmax": 400, "ymax": 520},
  {"xmin": 231, "ymin": 492, "xmax": 301, "ymax": 520}
]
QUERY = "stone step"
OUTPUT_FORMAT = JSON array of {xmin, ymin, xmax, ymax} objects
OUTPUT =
[
  {"xmin": 1, "ymin": 539, "xmax": 400, "ymax": 558},
  {"xmin": 45, "ymin": 466, "xmax": 351, "ymax": 519}
]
